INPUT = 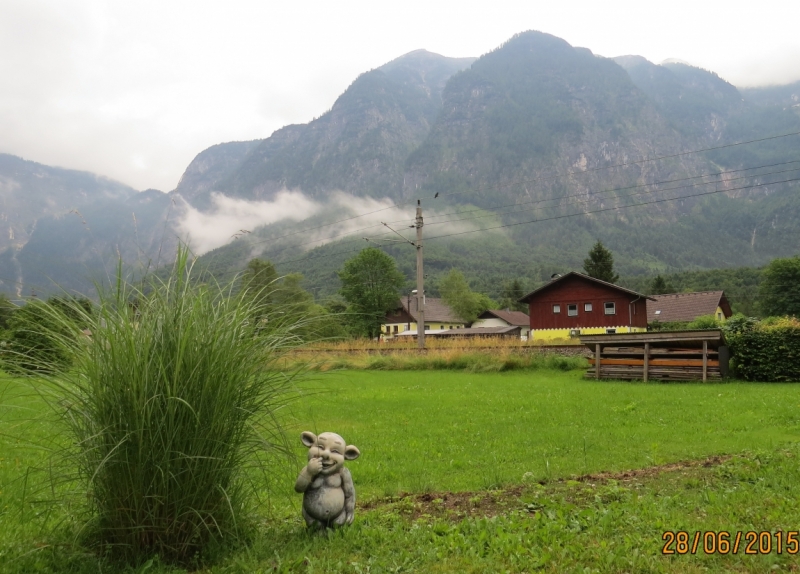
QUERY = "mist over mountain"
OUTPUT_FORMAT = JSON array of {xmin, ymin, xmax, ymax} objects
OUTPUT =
[{"xmin": 3, "ymin": 31, "xmax": 800, "ymax": 298}]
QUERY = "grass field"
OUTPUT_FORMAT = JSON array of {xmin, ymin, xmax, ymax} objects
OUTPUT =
[{"xmin": 2, "ymin": 370, "xmax": 800, "ymax": 572}]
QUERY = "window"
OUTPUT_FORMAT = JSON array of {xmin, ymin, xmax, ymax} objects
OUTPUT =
[
  {"xmin": 604, "ymin": 302, "xmax": 616, "ymax": 315},
  {"xmin": 717, "ymin": 312, "xmax": 722, "ymax": 320},
  {"xmin": 425, "ymin": 324, "xmax": 430, "ymax": 330},
  {"xmin": 567, "ymin": 304, "xmax": 578, "ymax": 316},
  {"xmin": 584, "ymin": 303, "xmax": 593, "ymax": 312},
  {"xmin": 393, "ymin": 325, "xmax": 399, "ymax": 333},
  {"xmin": 553, "ymin": 304, "xmax": 561, "ymax": 314},
  {"xmin": 606, "ymin": 328, "xmax": 617, "ymax": 334}
]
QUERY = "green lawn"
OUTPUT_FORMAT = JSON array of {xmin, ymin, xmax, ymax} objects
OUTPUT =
[
  {"xmin": 293, "ymin": 370, "xmax": 800, "ymax": 497},
  {"xmin": 2, "ymin": 370, "xmax": 800, "ymax": 572}
]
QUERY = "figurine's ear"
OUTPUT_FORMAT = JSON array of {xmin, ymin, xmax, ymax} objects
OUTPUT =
[
  {"xmin": 344, "ymin": 445, "xmax": 360, "ymax": 460},
  {"xmin": 301, "ymin": 431, "xmax": 317, "ymax": 447}
]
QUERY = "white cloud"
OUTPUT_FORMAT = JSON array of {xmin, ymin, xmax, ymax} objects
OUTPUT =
[
  {"xmin": 175, "ymin": 189, "xmax": 492, "ymax": 256},
  {"xmin": 176, "ymin": 190, "xmax": 322, "ymax": 254}
]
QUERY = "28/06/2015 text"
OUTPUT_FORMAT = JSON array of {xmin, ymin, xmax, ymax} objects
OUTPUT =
[{"xmin": 662, "ymin": 531, "xmax": 799, "ymax": 555}]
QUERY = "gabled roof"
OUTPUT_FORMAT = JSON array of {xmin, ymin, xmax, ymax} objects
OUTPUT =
[
  {"xmin": 646, "ymin": 291, "xmax": 732, "ymax": 323},
  {"xmin": 395, "ymin": 297, "xmax": 463, "ymax": 324},
  {"xmin": 478, "ymin": 309, "xmax": 530, "ymax": 326},
  {"xmin": 518, "ymin": 272, "xmax": 652, "ymax": 303}
]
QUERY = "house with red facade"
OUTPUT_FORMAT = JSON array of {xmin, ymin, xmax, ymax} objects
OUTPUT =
[{"xmin": 518, "ymin": 272, "xmax": 653, "ymax": 342}]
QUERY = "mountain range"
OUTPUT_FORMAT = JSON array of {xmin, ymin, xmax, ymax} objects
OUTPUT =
[{"xmin": 1, "ymin": 31, "xmax": 799, "ymax": 300}]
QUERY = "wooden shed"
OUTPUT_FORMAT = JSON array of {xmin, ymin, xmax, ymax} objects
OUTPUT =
[{"xmin": 580, "ymin": 330, "xmax": 729, "ymax": 382}]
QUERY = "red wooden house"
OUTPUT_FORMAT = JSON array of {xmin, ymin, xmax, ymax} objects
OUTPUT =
[{"xmin": 518, "ymin": 272, "xmax": 652, "ymax": 342}]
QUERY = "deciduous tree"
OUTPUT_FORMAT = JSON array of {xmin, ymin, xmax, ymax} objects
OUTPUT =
[
  {"xmin": 338, "ymin": 248, "xmax": 406, "ymax": 338},
  {"xmin": 439, "ymin": 269, "xmax": 496, "ymax": 323}
]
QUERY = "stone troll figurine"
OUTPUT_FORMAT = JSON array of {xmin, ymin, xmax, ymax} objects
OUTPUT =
[{"xmin": 294, "ymin": 431, "xmax": 360, "ymax": 529}]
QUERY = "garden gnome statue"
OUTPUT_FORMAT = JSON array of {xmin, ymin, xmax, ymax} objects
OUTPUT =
[{"xmin": 294, "ymin": 431, "xmax": 360, "ymax": 528}]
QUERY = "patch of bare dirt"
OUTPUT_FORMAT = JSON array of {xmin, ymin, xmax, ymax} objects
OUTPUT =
[
  {"xmin": 360, "ymin": 455, "xmax": 732, "ymax": 522},
  {"xmin": 572, "ymin": 454, "xmax": 731, "ymax": 483}
]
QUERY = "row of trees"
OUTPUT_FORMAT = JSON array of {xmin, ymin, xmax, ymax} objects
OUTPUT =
[{"xmin": 3, "ymin": 245, "xmax": 797, "ymax": 354}]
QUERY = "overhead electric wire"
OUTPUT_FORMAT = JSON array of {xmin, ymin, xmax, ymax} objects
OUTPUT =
[
  {"xmin": 391, "ymin": 159, "xmax": 800, "ymax": 225},
  {"xmin": 259, "ymin": 161, "xmax": 799, "ymax": 261},
  {"xmin": 237, "ymin": 130, "xmax": 800, "ymax": 250},
  {"xmin": 423, "ymin": 176, "xmax": 800, "ymax": 242},
  {"xmin": 431, "ymin": 130, "xmax": 800, "ymax": 201},
  {"xmin": 424, "ymin": 165, "xmax": 800, "ymax": 227},
  {"xmin": 271, "ymin": 175, "xmax": 800, "ymax": 268}
]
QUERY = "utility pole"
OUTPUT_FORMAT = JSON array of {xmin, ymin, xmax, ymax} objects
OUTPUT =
[
  {"xmin": 415, "ymin": 200, "xmax": 425, "ymax": 350},
  {"xmin": 371, "ymin": 200, "xmax": 427, "ymax": 349}
]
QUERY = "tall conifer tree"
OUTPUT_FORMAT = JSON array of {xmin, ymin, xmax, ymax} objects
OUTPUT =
[{"xmin": 583, "ymin": 241, "xmax": 619, "ymax": 284}]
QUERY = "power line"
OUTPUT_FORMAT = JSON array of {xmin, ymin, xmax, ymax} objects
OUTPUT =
[
  {"xmin": 424, "ymin": 166, "xmax": 800, "ymax": 228},
  {"xmin": 262, "ymin": 160, "xmax": 800, "ymax": 261},
  {"xmin": 248, "ymin": 159, "xmax": 800, "ymax": 262},
  {"xmin": 416, "ymin": 159, "xmax": 800, "ymax": 223},
  {"xmin": 432, "ymin": 130, "xmax": 800, "ymax": 201},
  {"xmin": 237, "ymin": 130, "xmax": 800, "ymax": 251},
  {"xmin": 424, "ymin": 177, "xmax": 800, "ymax": 242},
  {"xmin": 270, "ymin": 177, "xmax": 799, "ymax": 268}
]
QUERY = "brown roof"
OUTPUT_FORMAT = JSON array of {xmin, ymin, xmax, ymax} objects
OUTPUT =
[
  {"xmin": 432, "ymin": 326, "xmax": 521, "ymax": 337},
  {"xmin": 646, "ymin": 291, "xmax": 732, "ymax": 323},
  {"xmin": 519, "ymin": 272, "xmax": 652, "ymax": 303},
  {"xmin": 479, "ymin": 309, "xmax": 530, "ymax": 326},
  {"xmin": 396, "ymin": 297, "xmax": 463, "ymax": 324}
]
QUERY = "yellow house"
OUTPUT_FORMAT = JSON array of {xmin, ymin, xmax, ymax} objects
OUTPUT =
[
  {"xmin": 382, "ymin": 297, "xmax": 465, "ymax": 340},
  {"xmin": 646, "ymin": 291, "xmax": 732, "ymax": 325}
]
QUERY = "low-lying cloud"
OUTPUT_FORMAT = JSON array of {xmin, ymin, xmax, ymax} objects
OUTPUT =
[
  {"xmin": 176, "ymin": 189, "xmax": 489, "ymax": 256},
  {"xmin": 176, "ymin": 190, "xmax": 322, "ymax": 254}
]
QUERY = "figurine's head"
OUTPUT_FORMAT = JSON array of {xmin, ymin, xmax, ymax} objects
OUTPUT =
[{"xmin": 301, "ymin": 431, "xmax": 360, "ymax": 475}]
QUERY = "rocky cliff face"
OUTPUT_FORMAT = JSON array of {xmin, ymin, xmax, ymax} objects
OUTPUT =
[
  {"xmin": 174, "ymin": 50, "xmax": 475, "ymax": 209},
  {"xmin": 0, "ymin": 154, "xmax": 140, "ymax": 295},
  {"xmin": 404, "ymin": 32, "xmax": 710, "ymax": 215},
  {"xmin": 0, "ymin": 154, "xmax": 135, "ymax": 252}
]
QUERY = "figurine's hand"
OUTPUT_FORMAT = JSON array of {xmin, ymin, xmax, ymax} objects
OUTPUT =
[
  {"xmin": 345, "ymin": 511, "xmax": 354, "ymax": 525},
  {"xmin": 307, "ymin": 457, "xmax": 323, "ymax": 476}
]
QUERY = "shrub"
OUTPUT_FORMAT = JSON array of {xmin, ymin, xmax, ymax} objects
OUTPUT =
[
  {"xmin": 686, "ymin": 314, "xmax": 720, "ymax": 329},
  {"xmin": 3, "ymin": 299, "xmax": 83, "ymax": 374},
  {"xmin": 726, "ymin": 316, "xmax": 800, "ymax": 381},
  {"xmin": 30, "ymin": 250, "xmax": 305, "ymax": 564}
]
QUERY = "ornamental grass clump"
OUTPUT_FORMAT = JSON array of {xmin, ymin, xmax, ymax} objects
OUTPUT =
[{"xmin": 29, "ymin": 250, "xmax": 305, "ymax": 564}]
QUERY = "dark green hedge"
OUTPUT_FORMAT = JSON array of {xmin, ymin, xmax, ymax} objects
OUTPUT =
[{"xmin": 727, "ymin": 319, "xmax": 800, "ymax": 382}]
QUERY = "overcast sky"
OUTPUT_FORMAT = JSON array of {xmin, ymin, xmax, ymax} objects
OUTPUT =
[{"xmin": 1, "ymin": 0, "xmax": 799, "ymax": 192}]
